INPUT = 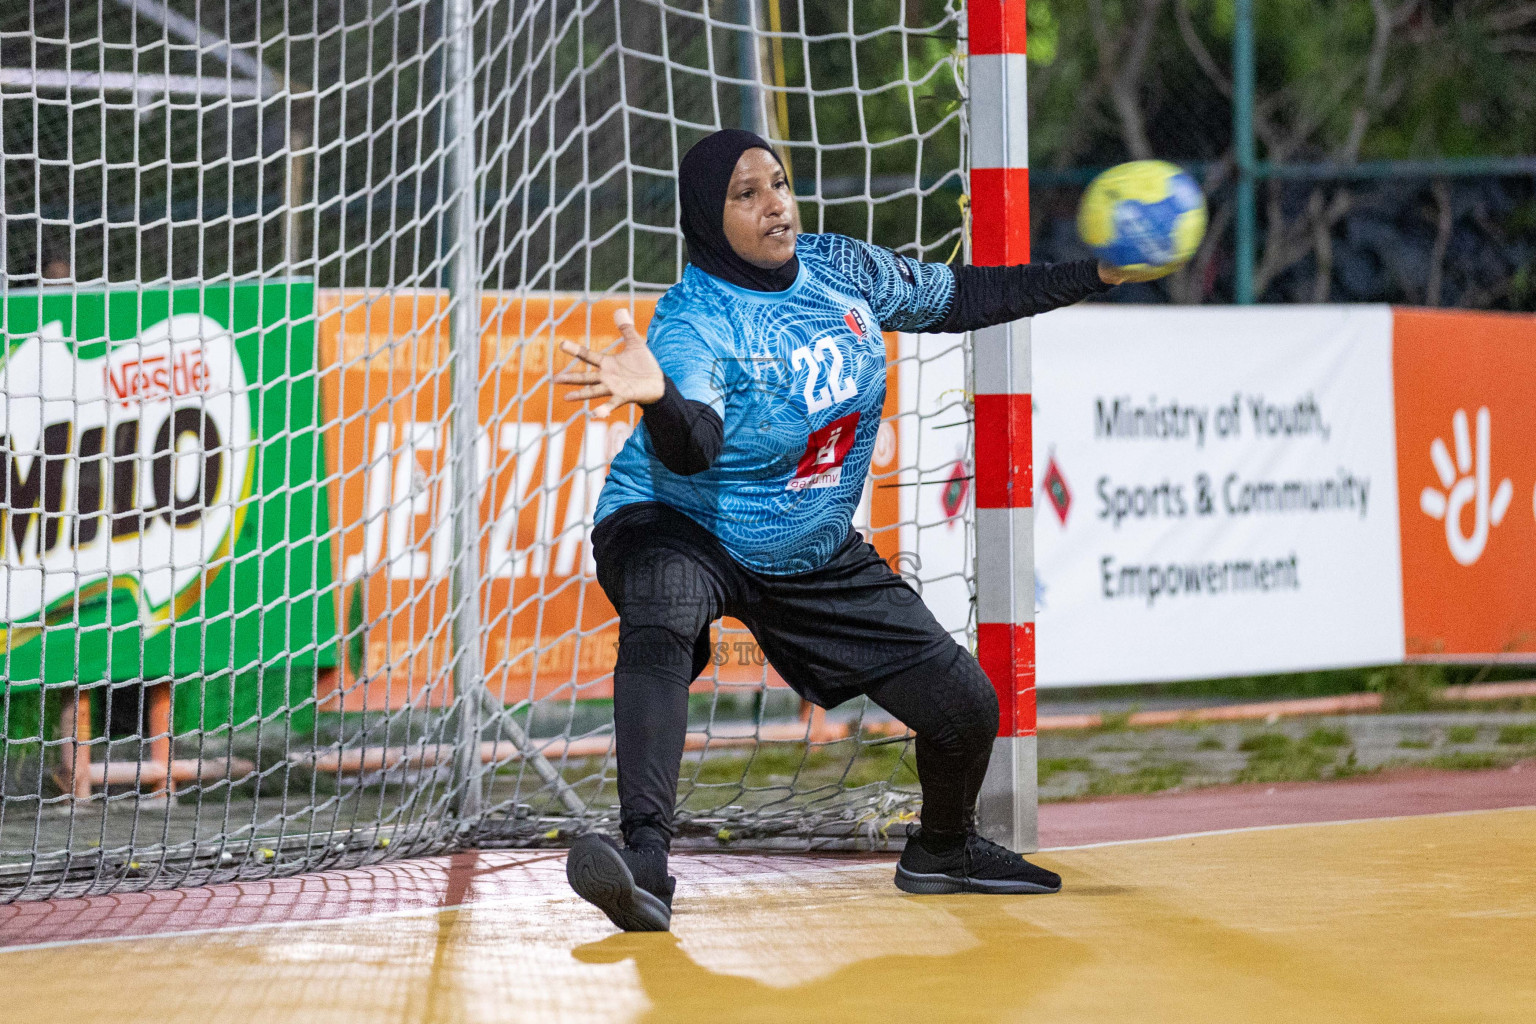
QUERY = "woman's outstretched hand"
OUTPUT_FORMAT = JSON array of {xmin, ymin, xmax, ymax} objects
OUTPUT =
[
  {"xmin": 556, "ymin": 309, "xmax": 666, "ymax": 417},
  {"xmin": 1097, "ymin": 261, "xmax": 1132, "ymax": 286}
]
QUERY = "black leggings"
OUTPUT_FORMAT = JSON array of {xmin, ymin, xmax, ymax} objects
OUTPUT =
[{"xmin": 593, "ymin": 502, "xmax": 998, "ymax": 847}]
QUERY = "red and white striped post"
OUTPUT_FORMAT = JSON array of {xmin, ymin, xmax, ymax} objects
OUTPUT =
[{"xmin": 966, "ymin": 0, "xmax": 1038, "ymax": 852}]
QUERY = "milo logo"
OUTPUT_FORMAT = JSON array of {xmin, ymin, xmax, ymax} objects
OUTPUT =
[{"xmin": 0, "ymin": 312, "xmax": 252, "ymax": 642}]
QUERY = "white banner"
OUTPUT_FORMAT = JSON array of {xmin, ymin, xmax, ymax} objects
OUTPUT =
[
  {"xmin": 1030, "ymin": 306, "xmax": 1405, "ymax": 685},
  {"xmin": 898, "ymin": 307, "xmax": 1416, "ymax": 687}
]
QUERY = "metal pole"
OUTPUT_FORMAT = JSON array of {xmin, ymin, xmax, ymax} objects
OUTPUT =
[
  {"xmin": 478, "ymin": 690, "xmax": 588, "ymax": 816},
  {"xmin": 443, "ymin": 0, "xmax": 485, "ymax": 821},
  {"xmin": 286, "ymin": 130, "xmax": 308, "ymax": 274},
  {"xmin": 763, "ymin": 0, "xmax": 795, "ymax": 185},
  {"xmin": 1233, "ymin": 0, "xmax": 1256, "ymax": 304},
  {"xmin": 736, "ymin": 0, "xmax": 761, "ymax": 133},
  {"xmin": 968, "ymin": 0, "xmax": 1039, "ymax": 854}
]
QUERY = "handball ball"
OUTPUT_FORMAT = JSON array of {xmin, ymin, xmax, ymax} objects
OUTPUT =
[{"xmin": 1078, "ymin": 160, "xmax": 1207, "ymax": 282}]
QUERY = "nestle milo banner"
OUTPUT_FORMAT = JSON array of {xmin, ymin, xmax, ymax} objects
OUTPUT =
[{"xmin": 1, "ymin": 281, "xmax": 337, "ymax": 688}]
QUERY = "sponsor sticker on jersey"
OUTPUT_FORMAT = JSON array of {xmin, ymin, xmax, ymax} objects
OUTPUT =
[
  {"xmin": 844, "ymin": 307, "xmax": 869, "ymax": 339},
  {"xmin": 788, "ymin": 411, "xmax": 860, "ymax": 491}
]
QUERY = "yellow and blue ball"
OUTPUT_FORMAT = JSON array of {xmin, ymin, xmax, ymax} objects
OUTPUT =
[{"xmin": 1077, "ymin": 160, "xmax": 1207, "ymax": 282}]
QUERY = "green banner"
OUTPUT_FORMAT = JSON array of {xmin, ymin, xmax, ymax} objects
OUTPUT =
[{"xmin": 0, "ymin": 281, "xmax": 338, "ymax": 690}]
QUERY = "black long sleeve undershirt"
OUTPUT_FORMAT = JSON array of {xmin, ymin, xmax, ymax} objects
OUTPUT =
[
  {"xmin": 640, "ymin": 375, "xmax": 723, "ymax": 476},
  {"xmin": 929, "ymin": 259, "xmax": 1110, "ymax": 334},
  {"xmin": 641, "ymin": 258, "xmax": 1109, "ymax": 477}
]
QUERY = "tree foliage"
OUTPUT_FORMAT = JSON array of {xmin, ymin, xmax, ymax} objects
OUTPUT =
[
  {"xmin": 1026, "ymin": 0, "xmax": 1536, "ymax": 306},
  {"xmin": 4, "ymin": 1, "xmax": 1530, "ymax": 304}
]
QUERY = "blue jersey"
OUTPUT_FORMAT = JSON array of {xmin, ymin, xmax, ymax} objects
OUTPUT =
[{"xmin": 596, "ymin": 233, "xmax": 955, "ymax": 575}]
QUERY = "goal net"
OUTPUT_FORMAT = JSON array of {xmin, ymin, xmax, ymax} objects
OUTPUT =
[{"xmin": 0, "ymin": 0, "xmax": 972, "ymax": 900}]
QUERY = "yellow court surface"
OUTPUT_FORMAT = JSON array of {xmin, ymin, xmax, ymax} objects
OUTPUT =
[{"xmin": 6, "ymin": 808, "xmax": 1535, "ymax": 1023}]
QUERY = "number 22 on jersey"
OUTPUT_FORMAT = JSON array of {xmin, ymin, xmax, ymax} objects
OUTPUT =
[{"xmin": 791, "ymin": 337, "xmax": 859, "ymax": 414}]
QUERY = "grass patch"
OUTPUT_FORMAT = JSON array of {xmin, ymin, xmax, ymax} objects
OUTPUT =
[
  {"xmin": 1086, "ymin": 761, "xmax": 1188, "ymax": 797},
  {"xmin": 1446, "ymin": 725, "xmax": 1480, "ymax": 744},
  {"xmin": 1495, "ymin": 724, "xmax": 1536, "ymax": 745},
  {"xmin": 687, "ymin": 740, "xmax": 917, "ymax": 791},
  {"xmin": 1305, "ymin": 727, "xmax": 1350, "ymax": 747},
  {"xmin": 1238, "ymin": 733, "xmax": 1291, "ymax": 754},
  {"xmin": 1235, "ymin": 732, "xmax": 1337, "ymax": 784},
  {"xmin": 1367, "ymin": 664, "xmax": 1448, "ymax": 712},
  {"xmin": 1330, "ymin": 750, "xmax": 1376, "ymax": 780},
  {"xmin": 1397, "ymin": 738, "xmax": 1434, "ymax": 750},
  {"xmin": 1039, "ymin": 757, "xmax": 1093, "ymax": 783},
  {"xmin": 1195, "ymin": 736, "xmax": 1225, "ymax": 751},
  {"xmin": 692, "ymin": 745, "xmax": 806, "ymax": 785},
  {"xmin": 1094, "ymin": 709, "xmax": 1135, "ymax": 733},
  {"xmin": 1425, "ymin": 751, "xmax": 1511, "ymax": 772}
]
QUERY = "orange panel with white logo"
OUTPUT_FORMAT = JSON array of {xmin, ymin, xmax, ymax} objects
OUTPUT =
[
  {"xmin": 1393, "ymin": 308, "xmax": 1536, "ymax": 658},
  {"xmin": 314, "ymin": 291, "xmax": 903, "ymax": 710}
]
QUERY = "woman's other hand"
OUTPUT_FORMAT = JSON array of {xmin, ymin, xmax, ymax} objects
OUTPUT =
[{"xmin": 556, "ymin": 309, "xmax": 666, "ymax": 417}]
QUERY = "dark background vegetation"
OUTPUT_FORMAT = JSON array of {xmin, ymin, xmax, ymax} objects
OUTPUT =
[
  {"xmin": 1025, "ymin": 0, "xmax": 1536, "ymax": 308},
  {"xmin": 4, "ymin": 1, "xmax": 1531, "ymax": 304}
]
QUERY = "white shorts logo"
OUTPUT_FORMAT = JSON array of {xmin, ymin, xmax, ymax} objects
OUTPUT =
[{"xmin": 1418, "ymin": 407, "xmax": 1513, "ymax": 565}]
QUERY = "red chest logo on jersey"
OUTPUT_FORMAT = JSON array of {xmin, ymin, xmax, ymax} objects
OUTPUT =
[
  {"xmin": 844, "ymin": 308, "xmax": 870, "ymax": 338},
  {"xmin": 787, "ymin": 411, "xmax": 861, "ymax": 491}
]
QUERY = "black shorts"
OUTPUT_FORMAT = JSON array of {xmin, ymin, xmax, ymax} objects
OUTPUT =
[{"xmin": 592, "ymin": 502, "xmax": 961, "ymax": 708}]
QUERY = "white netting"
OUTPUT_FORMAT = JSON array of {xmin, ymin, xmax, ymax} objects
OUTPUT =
[{"xmin": 0, "ymin": 0, "xmax": 972, "ymax": 900}]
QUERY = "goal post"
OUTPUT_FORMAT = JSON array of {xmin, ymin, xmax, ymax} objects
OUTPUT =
[
  {"xmin": 0, "ymin": 0, "xmax": 1038, "ymax": 899},
  {"xmin": 966, "ymin": 1, "xmax": 1040, "ymax": 853}
]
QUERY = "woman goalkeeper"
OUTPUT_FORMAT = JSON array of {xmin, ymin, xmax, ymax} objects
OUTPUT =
[{"xmin": 557, "ymin": 129, "xmax": 1124, "ymax": 932}]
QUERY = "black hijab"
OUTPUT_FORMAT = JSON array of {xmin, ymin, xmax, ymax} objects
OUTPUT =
[{"xmin": 679, "ymin": 129, "xmax": 799, "ymax": 292}]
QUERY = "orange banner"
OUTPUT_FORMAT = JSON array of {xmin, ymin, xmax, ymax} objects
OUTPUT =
[
  {"xmin": 1393, "ymin": 308, "xmax": 1536, "ymax": 658},
  {"xmin": 315, "ymin": 291, "xmax": 902, "ymax": 710}
]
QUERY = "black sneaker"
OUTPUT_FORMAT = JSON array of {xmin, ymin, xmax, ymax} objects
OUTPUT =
[
  {"xmin": 566, "ymin": 833, "xmax": 677, "ymax": 932},
  {"xmin": 894, "ymin": 829, "xmax": 1062, "ymax": 895}
]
